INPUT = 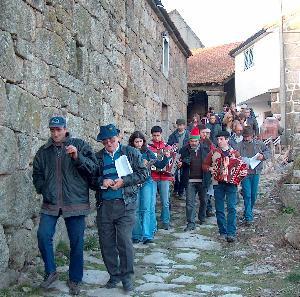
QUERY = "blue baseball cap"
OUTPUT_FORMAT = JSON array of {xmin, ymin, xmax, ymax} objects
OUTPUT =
[
  {"xmin": 97, "ymin": 124, "xmax": 120, "ymax": 141},
  {"xmin": 49, "ymin": 116, "xmax": 67, "ymax": 128}
]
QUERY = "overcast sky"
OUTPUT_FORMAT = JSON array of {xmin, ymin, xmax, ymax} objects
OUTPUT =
[{"xmin": 163, "ymin": 0, "xmax": 300, "ymax": 47}]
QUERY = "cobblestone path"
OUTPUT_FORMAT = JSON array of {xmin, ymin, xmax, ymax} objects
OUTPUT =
[{"xmin": 1, "ymin": 171, "xmax": 300, "ymax": 297}]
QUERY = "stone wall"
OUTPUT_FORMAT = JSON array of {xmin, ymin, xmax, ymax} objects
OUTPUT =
[{"xmin": 0, "ymin": 0, "xmax": 188, "ymax": 286}]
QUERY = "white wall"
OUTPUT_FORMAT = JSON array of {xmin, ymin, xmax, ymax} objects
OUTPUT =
[{"xmin": 235, "ymin": 29, "xmax": 280, "ymax": 105}]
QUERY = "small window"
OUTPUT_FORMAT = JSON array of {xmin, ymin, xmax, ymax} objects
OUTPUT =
[
  {"xmin": 244, "ymin": 47, "xmax": 254, "ymax": 70},
  {"xmin": 162, "ymin": 33, "xmax": 170, "ymax": 77},
  {"xmin": 162, "ymin": 103, "xmax": 168, "ymax": 121}
]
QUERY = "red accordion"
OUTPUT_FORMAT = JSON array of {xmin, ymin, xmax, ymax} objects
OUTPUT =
[{"xmin": 212, "ymin": 151, "xmax": 248, "ymax": 185}]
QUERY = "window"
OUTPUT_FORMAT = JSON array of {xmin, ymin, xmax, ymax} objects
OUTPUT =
[
  {"xmin": 244, "ymin": 47, "xmax": 254, "ymax": 70},
  {"xmin": 162, "ymin": 33, "xmax": 170, "ymax": 77},
  {"xmin": 162, "ymin": 103, "xmax": 168, "ymax": 121}
]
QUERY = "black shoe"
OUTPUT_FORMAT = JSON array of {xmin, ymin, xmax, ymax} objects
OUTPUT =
[
  {"xmin": 132, "ymin": 239, "xmax": 140, "ymax": 244},
  {"xmin": 143, "ymin": 239, "xmax": 154, "ymax": 244},
  {"xmin": 122, "ymin": 278, "xmax": 134, "ymax": 292},
  {"xmin": 245, "ymin": 221, "xmax": 253, "ymax": 227},
  {"xmin": 227, "ymin": 236, "xmax": 236, "ymax": 243},
  {"xmin": 105, "ymin": 276, "xmax": 120, "ymax": 289},
  {"xmin": 178, "ymin": 194, "xmax": 185, "ymax": 200},
  {"xmin": 67, "ymin": 280, "xmax": 81, "ymax": 295},
  {"xmin": 39, "ymin": 271, "xmax": 58, "ymax": 289},
  {"xmin": 198, "ymin": 220, "xmax": 206, "ymax": 225},
  {"xmin": 184, "ymin": 225, "xmax": 195, "ymax": 232},
  {"xmin": 162, "ymin": 223, "xmax": 169, "ymax": 230},
  {"xmin": 206, "ymin": 210, "xmax": 215, "ymax": 217}
]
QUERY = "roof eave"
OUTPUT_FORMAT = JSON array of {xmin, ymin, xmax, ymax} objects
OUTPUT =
[{"xmin": 146, "ymin": 0, "xmax": 192, "ymax": 58}]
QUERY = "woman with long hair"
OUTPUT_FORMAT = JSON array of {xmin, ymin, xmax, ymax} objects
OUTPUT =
[{"xmin": 128, "ymin": 131, "xmax": 170, "ymax": 244}]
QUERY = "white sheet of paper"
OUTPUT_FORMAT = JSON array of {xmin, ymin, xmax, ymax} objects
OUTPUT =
[
  {"xmin": 115, "ymin": 155, "xmax": 133, "ymax": 178},
  {"xmin": 242, "ymin": 153, "xmax": 261, "ymax": 170}
]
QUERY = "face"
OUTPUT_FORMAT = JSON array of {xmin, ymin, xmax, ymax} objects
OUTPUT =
[
  {"xmin": 102, "ymin": 136, "xmax": 119, "ymax": 153},
  {"xmin": 200, "ymin": 130, "xmax": 207, "ymax": 139},
  {"xmin": 133, "ymin": 137, "xmax": 144, "ymax": 149},
  {"xmin": 50, "ymin": 127, "xmax": 67, "ymax": 143},
  {"xmin": 223, "ymin": 106, "xmax": 228, "ymax": 112},
  {"xmin": 243, "ymin": 135, "xmax": 253, "ymax": 142},
  {"xmin": 189, "ymin": 138, "xmax": 199, "ymax": 148},
  {"xmin": 152, "ymin": 132, "xmax": 162, "ymax": 142},
  {"xmin": 177, "ymin": 124, "xmax": 186, "ymax": 132},
  {"xmin": 245, "ymin": 110, "xmax": 251, "ymax": 118},
  {"xmin": 210, "ymin": 115, "xmax": 216, "ymax": 123},
  {"xmin": 217, "ymin": 136, "xmax": 229, "ymax": 148},
  {"xmin": 235, "ymin": 126, "xmax": 243, "ymax": 136}
]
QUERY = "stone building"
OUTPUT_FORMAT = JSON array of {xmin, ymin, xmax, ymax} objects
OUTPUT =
[
  {"xmin": 187, "ymin": 43, "xmax": 239, "ymax": 120},
  {"xmin": 0, "ymin": 0, "xmax": 191, "ymax": 286},
  {"xmin": 168, "ymin": 9, "xmax": 204, "ymax": 50}
]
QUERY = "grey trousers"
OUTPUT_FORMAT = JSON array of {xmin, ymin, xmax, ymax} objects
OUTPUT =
[
  {"xmin": 96, "ymin": 199, "xmax": 135, "ymax": 280},
  {"xmin": 186, "ymin": 182, "xmax": 207, "ymax": 226}
]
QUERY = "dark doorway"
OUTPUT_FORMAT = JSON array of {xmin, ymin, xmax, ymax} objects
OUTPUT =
[{"xmin": 187, "ymin": 91, "xmax": 208, "ymax": 123}]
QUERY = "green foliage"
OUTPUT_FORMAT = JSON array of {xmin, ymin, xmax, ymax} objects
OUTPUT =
[
  {"xmin": 282, "ymin": 207, "xmax": 295, "ymax": 214},
  {"xmin": 286, "ymin": 272, "xmax": 300, "ymax": 283},
  {"xmin": 84, "ymin": 234, "xmax": 99, "ymax": 251}
]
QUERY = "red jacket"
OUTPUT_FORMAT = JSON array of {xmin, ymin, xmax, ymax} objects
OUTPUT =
[{"xmin": 148, "ymin": 140, "xmax": 174, "ymax": 181}]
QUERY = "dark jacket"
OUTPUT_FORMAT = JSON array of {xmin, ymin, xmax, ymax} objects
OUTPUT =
[
  {"xmin": 91, "ymin": 144, "xmax": 148, "ymax": 206},
  {"xmin": 206, "ymin": 122, "xmax": 222, "ymax": 146},
  {"xmin": 167, "ymin": 129, "xmax": 190, "ymax": 148},
  {"xmin": 236, "ymin": 140, "xmax": 271, "ymax": 174},
  {"xmin": 179, "ymin": 143, "xmax": 211, "ymax": 188},
  {"xmin": 245, "ymin": 117, "xmax": 259, "ymax": 135},
  {"xmin": 32, "ymin": 134, "xmax": 98, "ymax": 217}
]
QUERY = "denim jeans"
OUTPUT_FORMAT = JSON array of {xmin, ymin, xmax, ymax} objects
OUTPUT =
[
  {"xmin": 241, "ymin": 174, "xmax": 260, "ymax": 222},
  {"xmin": 132, "ymin": 179, "xmax": 156, "ymax": 241},
  {"xmin": 97, "ymin": 199, "xmax": 135, "ymax": 279},
  {"xmin": 186, "ymin": 182, "xmax": 207, "ymax": 226},
  {"xmin": 152, "ymin": 180, "xmax": 170, "ymax": 225},
  {"xmin": 37, "ymin": 213, "xmax": 85, "ymax": 282},
  {"xmin": 214, "ymin": 183, "xmax": 237, "ymax": 237},
  {"xmin": 174, "ymin": 169, "xmax": 185, "ymax": 196}
]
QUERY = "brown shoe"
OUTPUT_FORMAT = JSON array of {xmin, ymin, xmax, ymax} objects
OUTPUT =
[
  {"xmin": 39, "ymin": 272, "xmax": 58, "ymax": 289},
  {"xmin": 67, "ymin": 280, "xmax": 81, "ymax": 295}
]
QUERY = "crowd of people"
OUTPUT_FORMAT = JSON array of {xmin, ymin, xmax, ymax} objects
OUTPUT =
[{"xmin": 32, "ymin": 108, "xmax": 271, "ymax": 295}]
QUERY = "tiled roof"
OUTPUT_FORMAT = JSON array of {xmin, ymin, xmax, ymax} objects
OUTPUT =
[{"xmin": 188, "ymin": 42, "xmax": 241, "ymax": 85}]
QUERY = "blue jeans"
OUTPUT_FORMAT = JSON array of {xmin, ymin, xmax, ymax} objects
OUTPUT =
[
  {"xmin": 152, "ymin": 180, "xmax": 170, "ymax": 225},
  {"xmin": 37, "ymin": 214, "xmax": 85, "ymax": 282},
  {"xmin": 132, "ymin": 179, "xmax": 156, "ymax": 241},
  {"xmin": 241, "ymin": 174, "xmax": 260, "ymax": 222},
  {"xmin": 214, "ymin": 183, "xmax": 237, "ymax": 237}
]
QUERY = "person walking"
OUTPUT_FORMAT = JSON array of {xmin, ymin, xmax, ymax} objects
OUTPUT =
[
  {"xmin": 167, "ymin": 119, "xmax": 190, "ymax": 199},
  {"xmin": 206, "ymin": 114, "xmax": 222, "ymax": 146},
  {"xmin": 203, "ymin": 131, "xmax": 247, "ymax": 243},
  {"xmin": 32, "ymin": 116, "xmax": 98, "ymax": 295},
  {"xmin": 91, "ymin": 124, "xmax": 147, "ymax": 292},
  {"xmin": 237, "ymin": 126, "xmax": 270, "ymax": 226},
  {"xmin": 178, "ymin": 132, "xmax": 211, "ymax": 231},
  {"xmin": 148, "ymin": 126, "xmax": 174, "ymax": 230},
  {"xmin": 129, "ymin": 131, "xmax": 170, "ymax": 244}
]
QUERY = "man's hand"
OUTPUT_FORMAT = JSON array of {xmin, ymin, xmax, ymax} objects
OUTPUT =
[
  {"xmin": 177, "ymin": 161, "xmax": 182, "ymax": 168},
  {"xmin": 256, "ymin": 153, "xmax": 264, "ymax": 160},
  {"xmin": 110, "ymin": 178, "xmax": 124, "ymax": 190},
  {"xmin": 103, "ymin": 179, "xmax": 115, "ymax": 188},
  {"xmin": 144, "ymin": 159, "xmax": 149, "ymax": 166},
  {"xmin": 163, "ymin": 149, "xmax": 171, "ymax": 158},
  {"xmin": 66, "ymin": 145, "xmax": 78, "ymax": 159},
  {"xmin": 223, "ymin": 156, "xmax": 230, "ymax": 168}
]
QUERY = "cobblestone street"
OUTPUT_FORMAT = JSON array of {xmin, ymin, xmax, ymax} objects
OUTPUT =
[{"xmin": 2, "ymin": 168, "xmax": 299, "ymax": 297}]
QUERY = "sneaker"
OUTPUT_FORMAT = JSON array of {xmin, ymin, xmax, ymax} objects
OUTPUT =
[
  {"xmin": 206, "ymin": 210, "xmax": 215, "ymax": 217},
  {"xmin": 162, "ymin": 223, "xmax": 169, "ymax": 230},
  {"xmin": 227, "ymin": 236, "xmax": 236, "ymax": 243},
  {"xmin": 105, "ymin": 276, "xmax": 120, "ymax": 289},
  {"xmin": 245, "ymin": 221, "xmax": 253, "ymax": 227},
  {"xmin": 143, "ymin": 239, "xmax": 154, "ymax": 244},
  {"xmin": 67, "ymin": 280, "xmax": 81, "ymax": 295},
  {"xmin": 132, "ymin": 239, "xmax": 140, "ymax": 244},
  {"xmin": 184, "ymin": 225, "xmax": 195, "ymax": 232},
  {"xmin": 39, "ymin": 272, "xmax": 58, "ymax": 289},
  {"xmin": 122, "ymin": 278, "xmax": 134, "ymax": 292}
]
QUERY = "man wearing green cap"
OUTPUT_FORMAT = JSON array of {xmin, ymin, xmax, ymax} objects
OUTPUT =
[
  {"xmin": 32, "ymin": 115, "xmax": 98, "ymax": 295},
  {"xmin": 177, "ymin": 132, "xmax": 211, "ymax": 231}
]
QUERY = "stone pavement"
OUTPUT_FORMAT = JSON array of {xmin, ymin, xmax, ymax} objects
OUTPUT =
[{"xmin": 2, "ymin": 171, "xmax": 300, "ymax": 297}]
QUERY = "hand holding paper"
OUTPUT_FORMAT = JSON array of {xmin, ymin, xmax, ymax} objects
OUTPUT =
[{"xmin": 115, "ymin": 155, "xmax": 133, "ymax": 178}]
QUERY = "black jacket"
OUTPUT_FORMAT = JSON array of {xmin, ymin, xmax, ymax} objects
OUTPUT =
[
  {"xmin": 179, "ymin": 143, "xmax": 212, "ymax": 188},
  {"xmin": 91, "ymin": 144, "xmax": 148, "ymax": 207},
  {"xmin": 32, "ymin": 134, "xmax": 98, "ymax": 217}
]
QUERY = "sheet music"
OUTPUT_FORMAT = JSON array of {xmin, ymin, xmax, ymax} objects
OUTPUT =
[
  {"xmin": 115, "ymin": 155, "xmax": 133, "ymax": 178},
  {"xmin": 242, "ymin": 153, "xmax": 261, "ymax": 170}
]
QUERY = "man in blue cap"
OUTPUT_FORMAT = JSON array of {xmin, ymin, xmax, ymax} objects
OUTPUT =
[
  {"xmin": 91, "ymin": 124, "xmax": 148, "ymax": 292},
  {"xmin": 32, "ymin": 115, "xmax": 98, "ymax": 295}
]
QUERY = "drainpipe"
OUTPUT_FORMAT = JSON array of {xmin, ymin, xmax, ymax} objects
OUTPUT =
[{"xmin": 279, "ymin": 0, "xmax": 287, "ymax": 144}]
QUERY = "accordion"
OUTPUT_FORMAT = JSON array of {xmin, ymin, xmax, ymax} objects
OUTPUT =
[{"xmin": 212, "ymin": 151, "xmax": 248, "ymax": 185}]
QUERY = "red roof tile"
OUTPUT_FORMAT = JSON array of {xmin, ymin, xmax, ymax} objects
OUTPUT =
[{"xmin": 188, "ymin": 42, "xmax": 241, "ymax": 85}]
